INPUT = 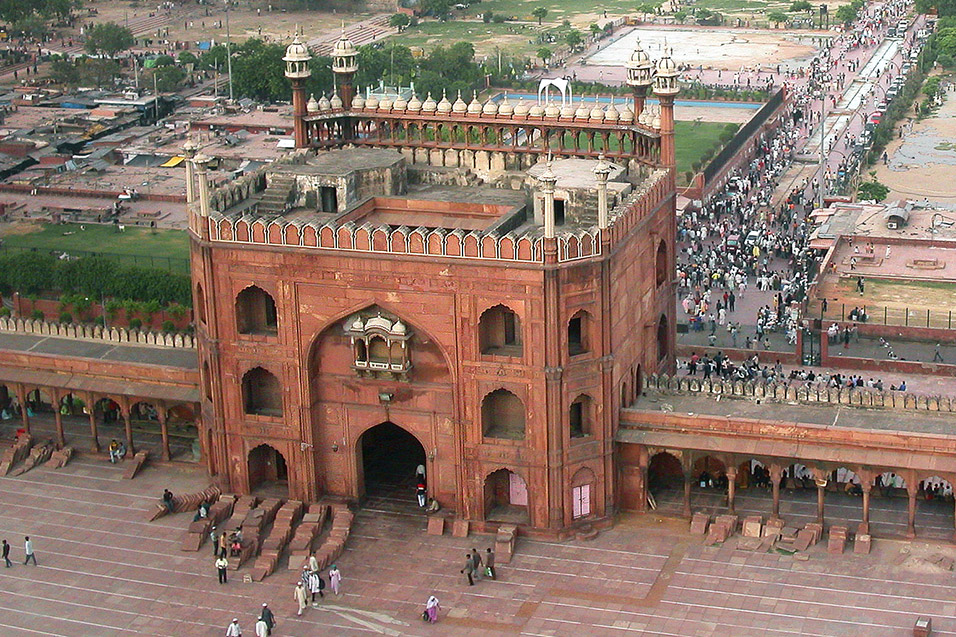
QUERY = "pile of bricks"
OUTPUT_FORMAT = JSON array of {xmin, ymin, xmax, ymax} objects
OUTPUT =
[
  {"xmin": 44, "ymin": 446, "xmax": 73, "ymax": 469},
  {"xmin": 181, "ymin": 495, "xmax": 235, "ymax": 551},
  {"xmin": 0, "ymin": 433, "xmax": 32, "ymax": 475},
  {"xmin": 12, "ymin": 439, "xmax": 56, "ymax": 475},
  {"xmin": 252, "ymin": 500, "xmax": 304, "ymax": 581},
  {"xmin": 122, "ymin": 450, "xmax": 149, "ymax": 479},
  {"xmin": 704, "ymin": 514, "xmax": 737, "ymax": 545},
  {"xmin": 149, "ymin": 484, "xmax": 222, "ymax": 522},
  {"xmin": 289, "ymin": 504, "xmax": 329, "ymax": 570},
  {"xmin": 309, "ymin": 504, "xmax": 354, "ymax": 572},
  {"xmin": 690, "ymin": 512, "xmax": 710, "ymax": 535},
  {"xmin": 827, "ymin": 525, "xmax": 848, "ymax": 554}
]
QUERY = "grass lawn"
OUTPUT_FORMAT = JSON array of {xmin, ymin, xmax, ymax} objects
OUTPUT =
[
  {"xmin": 394, "ymin": 19, "xmax": 552, "ymax": 58},
  {"xmin": 0, "ymin": 223, "xmax": 190, "ymax": 273},
  {"xmin": 674, "ymin": 121, "xmax": 735, "ymax": 176},
  {"xmin": 457, "ymin": 0, "xmax": 794, "ymax": 24}
]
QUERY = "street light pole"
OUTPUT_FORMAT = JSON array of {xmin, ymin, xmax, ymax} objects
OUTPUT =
[
  {"xmin": 225, "ymin": 0, "xmax": 234, "ymax": 102},
  {"xmin": 818, "ymin": 87, "xmax": 825, "ymax": 208}
]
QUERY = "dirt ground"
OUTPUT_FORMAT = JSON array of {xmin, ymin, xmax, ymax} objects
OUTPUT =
[
  {"xmin": 874, "ymin": 78, "xmax": 956, "ymax": 203},
  {"xmin": 828, "ymin": 278, "xmax": 956, "ymax": 312},
  {"xmin": 84, "ymin": 0, "xmax": 366, "ymax": 46},
  {"xmin": 587, "ymin": 27, "xmax": 817, "ymax": 71}
]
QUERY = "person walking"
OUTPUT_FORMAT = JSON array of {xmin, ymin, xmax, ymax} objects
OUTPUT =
[
  {"xmin": 225, "ymin": 618, "xmax": 242, "ymax": 637},
  {"xmin": 470, "ymin": 548, "xmax": 483, "ymax": 581},
  {"xmin": 425, "ymin": 595, "xmax": 440, "ymax": 623},
  {"xmin": 933, "ymin": 343, "xmax": 944, "ymax": 363},
  {"xmin": 2, "ymin": 539, "xmax": 10, "ymax": 568},
  {"xmin": 485, "ymin": 548, "xmax": 496, "ymax": 580},
  {"xmin": 329, "ymin": 564, "xmax": 342, "ymax": 595},
  {"xmin": 216, "ymin": 555, "xmax": 228, "ymax": 584},
  {"xmin": 460, "ymin": 553, "xmax": 475, "ymax": 586},
  {"xmin": 259, "ymin": 603, "xmax": 275, "ymax": 636},
  {"xmin": 294, "ymin": 581, "xmax": 309, "ymax": 616},
  {"xmin": 210, "ymin": 526, "xmax": 219, "ymax": 556},
  {"xmin": 23, "ymin": 536, "xmax": 36, "ymax": 565},
  {"xmin": 218, "ymin": 530, "xmax": 228, "ymax": 558},
  {"xmin": 254, "ymin": 618, "xmax": 268, "ymax": 637},
  {"xmin": 307, "ymin": 568, "xmax": 325, "ymax": 604}
]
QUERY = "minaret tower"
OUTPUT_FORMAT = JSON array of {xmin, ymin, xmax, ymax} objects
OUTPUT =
[
  {"xmin": 283, "ymin": 33, "xmax": 312, "ymax": 149},
  {"xmin": 331, "ymin": 26, "xmax": 358, "ymax": 113},
  {"xmin": 652, "ymin": 47, "xmax": 680, "ymax": 180},
  {"xmin": 625, "ymin": 38, "xmax": 654, "ymax": 118}
]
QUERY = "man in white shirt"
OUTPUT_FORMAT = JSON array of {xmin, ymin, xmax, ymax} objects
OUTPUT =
[{"xmin": 225, "ymin": 619, "xmax": 241, "ymax": 636}]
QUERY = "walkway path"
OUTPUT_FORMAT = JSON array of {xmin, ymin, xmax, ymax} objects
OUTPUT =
[{"xmin": 2, "ymin": 459, "xmax": 956, "ymax": 635}]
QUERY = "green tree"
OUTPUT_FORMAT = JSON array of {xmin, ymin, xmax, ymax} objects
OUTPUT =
[
  {"xmin": 422, "ymin": 0, "xmax": 451, "ymax": 18},
  {"xmin": 637, "ymin": 2, "xmax": 658, "ymax": 20},
  {"xmin": 790, "ymin": 0, "xmax": 813, "ymax": 11},
  {"xmin": 768, "ymin": 11, "xmax": 789, "ymax": 26},
  {"xmin": 85, "ymin": 22, "xmax": 135, "ymax": 58},
  {"xmin": 834, "ymin": 4, "xmax": 857, "ymax": 25},
  {"xmin": 565, "ymin": 30, "xmax": 583, "ymax": 50},
  {"xmin": 537, "ymin": 47, "xmax": 553, "ymax": 65},
  {"xmin": 151, "ymin": 65, "xmax": 186, "ymax": 92},
  {"xmin": 590, "ymin": 23, "xmax": 601, "ymax": 37},
  {"xmin": 49, "ymin": 56, "xmax": 80, "ymax": 85},
  {"xmin": 177, "ymin": 51, "xmax": 198, "ymax": 66},
  {"xmin": 389, "ymin": 12, "xmax": 411, "ymax": 28},
  {"xmin": 230, "ymin": 39, "xmax": 288, "ymax": 102},
  {"xmin": 858, "ymin": 173, "xmax": 890, "ymax": 202},
  {"xmin": 673, "ymin": 10, "xmax": 688, "ymax": 23},
  {"xmin": 532, "ymin": 6, "xmax": 548, "ymax": 24}
]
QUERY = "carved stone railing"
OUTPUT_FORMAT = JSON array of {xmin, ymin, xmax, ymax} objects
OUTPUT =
[
  {"xmin": 641, "ymin": 373, "xmax": 956, "ymax": 413},
  {"xmin": 0, "ymin": 317, "xmax": 196, "ymax": 349}
]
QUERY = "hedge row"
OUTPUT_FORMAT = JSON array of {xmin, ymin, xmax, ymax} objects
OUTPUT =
[{"xmin": 0, "ymin": 253, "xmax": 192, "ymax": 306}]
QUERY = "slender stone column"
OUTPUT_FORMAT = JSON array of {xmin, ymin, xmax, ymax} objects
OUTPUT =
[
  {"xmin": 122, "ymin": 409, "xmax": 135, "ymax": 456},
  {"xmin": 52, "ymin": 389, "xmax": 65, "ymax": 447},
  {"xmin": 906, "ymin": 485, "xmax": 918, "ymax": 539},
  {"xmin": 87, "ymin": 401, "xmax": 100, "ymax": 453},
  {"xmin": 158, "ymin": 404, "xmax": 170, "ymax": 462},
  {"xmin": 726, "ymin": 466, "xmax": 737, "ymax": 514},
  {"xmin": 770, "ymin": 464, "xmax": 783, "ymax": 521},
  {"xmin": 861, "ymin": 482, "xmax": 872, "ymax": 527},
  {"xmin": 815, "ymin": 479, "xmax": 827, "ymax": 527},
  {"xmin": 15, "ymin": 383, "xmax": 30, "ymax": 433},
  {"xmin": 682, "ymin": 471, "xmax": 693, "ymax": 518}
]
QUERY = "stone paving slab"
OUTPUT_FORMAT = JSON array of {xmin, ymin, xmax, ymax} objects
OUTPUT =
[{"xmin": 1, "ymin": 459, "xmax": 955, "ymax": 636}]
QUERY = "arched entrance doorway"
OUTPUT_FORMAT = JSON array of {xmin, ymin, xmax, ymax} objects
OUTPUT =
[
  {"xmin": 358, "ymin": 422, "xmax": 426, "ymax": 506},
  {"xmin": 484, "ymin": 468, "xmax": 530, "ymax": 525},
  {"xmin": 248, "ymin": 444, "xmax": 288, "ymax": 498}
]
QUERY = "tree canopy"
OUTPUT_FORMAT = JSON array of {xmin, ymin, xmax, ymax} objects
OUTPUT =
[
  {"xmin": 85, "ymin": 22, "xmax": 135, "ymax": 58},
  {"xmin": 0, "ymin": 0, "xmax": 76, "ymax": 25},
  {"xmin": 532, "ymin": 6, "xmax": 548, "ymax": 24}
]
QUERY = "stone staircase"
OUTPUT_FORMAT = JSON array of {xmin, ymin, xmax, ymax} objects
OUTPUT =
[{"xmin": 256, "ymin": 174, "xmax": 295, "ymax": 215}]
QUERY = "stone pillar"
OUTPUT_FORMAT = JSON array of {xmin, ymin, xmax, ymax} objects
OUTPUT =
[
  {"xmin": 682, "ymin": 470, "xmax": 693, "ymax": 518},
  {"xmin": 815, "ymin": 478, "xmax": 827, "ymax": 527},
  {"xmin": 15, "ymin": 383, "xmax": 29, "ymax": 433},
  {"xmin": 291, "ymin": 78, "xmax": 308, "ymax": 148},
  {"xmin": 726, "ymin": 465, "xmax": 737, "ymax": 514},
  {"xmin": 122, "ymin": 408, "xmax": 135, "ymax": 456},
  {"xmin": 861, "ymin": 482, "xmax": 872, "ymax": 527},
  {"xmin": 52, "ymin": 389, "xmax": 65, "ymax": 447},
  {"xmin": 183, "ymin": 138, "xmax": 197, "ymax": 204},
  {"xmin": 157, "ymin": 403, "xmax": 170, "ymax": 462},
  {"xmin": 539, "ymin": 162, "xmax": 557, "ymax": 239},
  {"xmin": 87, "ymin": 394, "xmax": 100, "ymax": 453},
  {"xmin": 770, "ymin": 464, "xmax": 783, "ymax": 520},
  {"xmin": 593, "ymin": 156, "xmax": 611, "ymax": 230},
  {"xmin": 906, "ymin": 483, "xmax": 918, "ymax": 539}
]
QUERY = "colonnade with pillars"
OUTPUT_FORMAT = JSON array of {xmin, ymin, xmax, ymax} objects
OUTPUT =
[
  {"xmin": 644, "ymin": 448, "xmax": 956, "ymax": 541},
  {"xmin": 3, "ymin": 381, "xmax": 197, "ymax": 462}
]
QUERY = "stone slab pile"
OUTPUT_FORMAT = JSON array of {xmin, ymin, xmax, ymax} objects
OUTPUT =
[
  {"xmin": 0, "ymin": 434, "xmax": 32, "ymax": 475},
  {"xmin": 289, "ymin": 504, "xmax": 329, "ymax": 569}
]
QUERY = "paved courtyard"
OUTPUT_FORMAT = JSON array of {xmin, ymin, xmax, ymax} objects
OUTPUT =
[{"xmin": 2, "ymin": 454, "xmax": 956, "ymax": 636}]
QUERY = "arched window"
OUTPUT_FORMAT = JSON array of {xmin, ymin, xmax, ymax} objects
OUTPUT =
[
  {"xmin": 242, "ymin": 367, "xmax": 282, "ymax": 417},
  {"xmin": 657, "ymin": 314, "xmax": 669, "ymax": 361},
  {"xmin": 235, "ymin": 285, "xmax": 278, "ymax": 335},
  {"xmin": 568, "ymin": 310, "xmax": 590, "ymax": 356},
  {"xmin": 481, "ymin": 389, "xmax": 525, "ymax": 440},
  {"xmin": 569, "ymin": 394, "xmax": 593, "ymax": 438},
  {"xmin": 655, "ymin": 240, "xmax": 668, "ymax": 286},
  {"xmin": 478, "ymin": 304, "xmax": 522, "ymax": 356},
  {"xmin": 195, "ymin": 283, "xmax": 206, "ymax": 325},
  {"xmin": 368, "ymin": 336, "xmax": 389, "ymax": 364}
]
